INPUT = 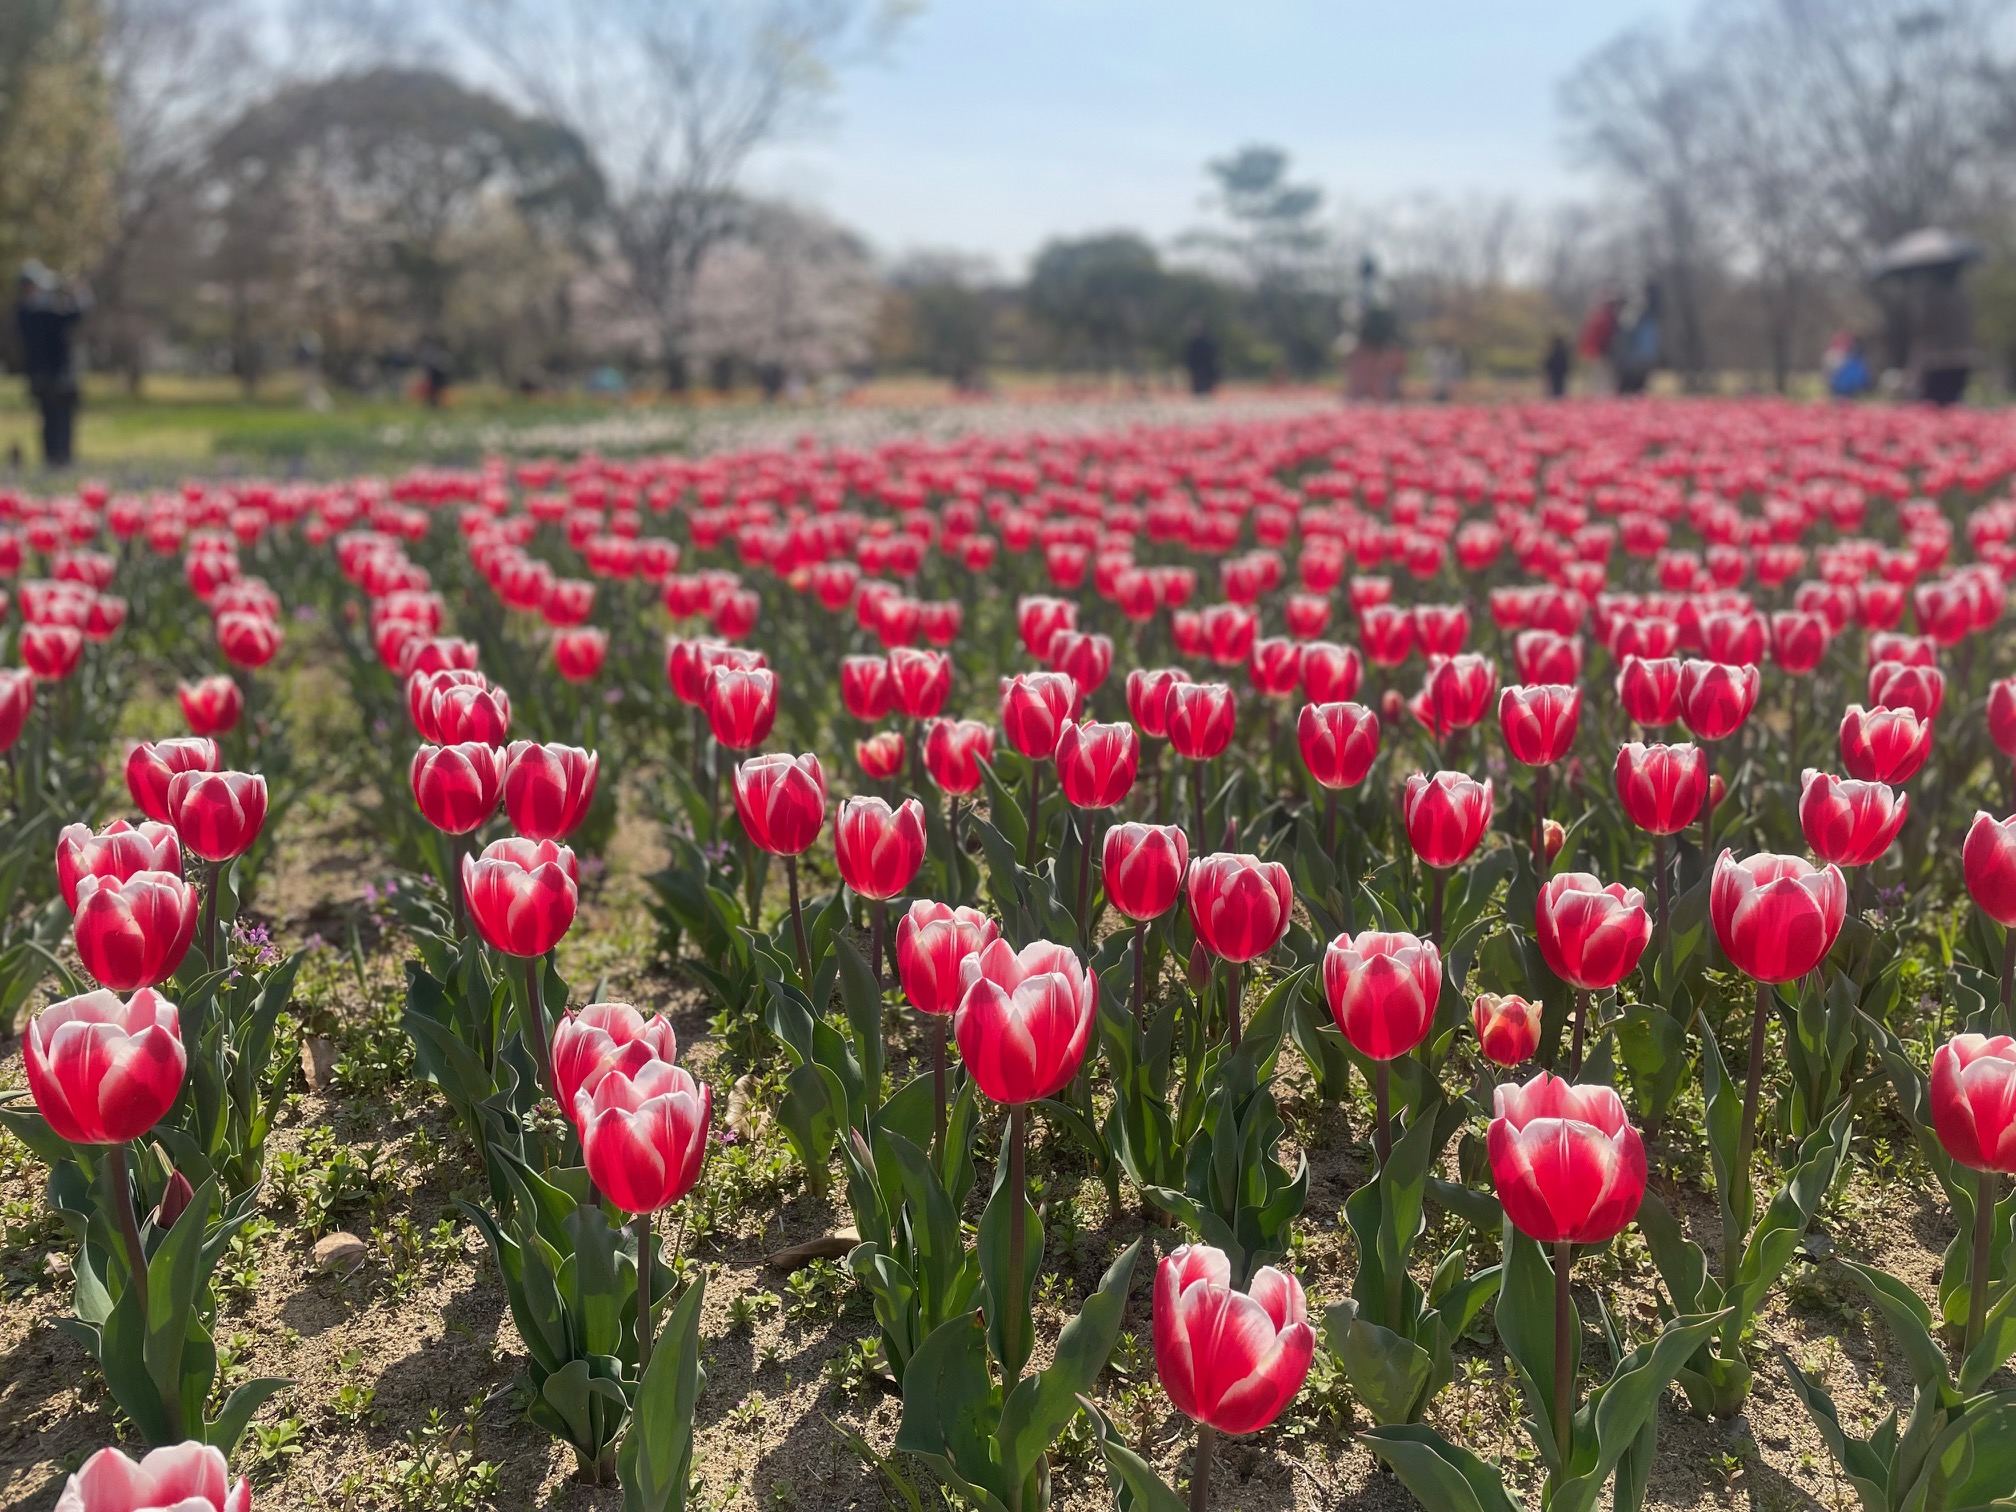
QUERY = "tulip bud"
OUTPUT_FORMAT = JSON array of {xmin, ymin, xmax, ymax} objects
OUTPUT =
[
  {"xmin": 1498, "ymin": 684, "xmax": 1582, "ymax": 767},
  {"xmin": 921, "ymin": 718, "xmax": 993, "ymax": 796},
  {"xmin": 703, "ymin": 665, "xmax": 779, "ymax": 750},
  {"xmin": 1613, "ymin": 742, "xmax": 1706, "ymax": 836},
  {"xmin": 896, "ymin": 900, "xmax": 999, "ymax": 1015},
  {"xmin": 26, "ymin": 988, "xmax": 187, "ymax": 1143},
  {"xmin": 1055, "ymin": 720, "xmax": 1139, "ymax": 810},
  {"xmin": 576, "ymin": 1057, "xmax": 711, "ymax": 1215},
  {"xmin": 1709, "ymin": 773, "xmax": 1727, "ymax": 812},
  {"xmin": 1402, "ymin": 770, "xmax": 1494, "ymax": 869},
  {"xmin": 1379, "ymin": 688, "xmax": 1405, "ymax": 727},
  {"xmin": 1125, "ymin": 666, "xmax": 1191, "ymax": 738},
  {"xmin": 1964, "ymin": 812, "xmax": 2016, "ymax": 926},
  {"xmin": 1932, "ymin": 1034, "xmax": 2016, "ymax": 1173},
  {"xmin": 165, "ymin": 771, "xmax": 268, "ymax": 863},
  {"xmin": 999, "ymin": 671, "xmax": 1078, "ymax": 760},
  {"xmin": 1678, "ymin": 659, "xmax": 1761, "ymax": 742},
  {"xmin": 954, "ymin": 938, "xmax": 1097, "ymax": 1105},
  {"xmin": 1101, "ymin": 822, "xmax": 1189, "ymax": 922},
  {"xmin": 501, "ymin": 742, "xmax": 598, "ymax": 842},
  {"xmin": 888, "ymin": 646, "xmax": 952, "ymax": 719},
  {"xmin": 1472, "ymin": 993, "xmax": 1541, "ymax": 1066},
  {"xmin": 1186, "ymin": 938, "xmax": 1211, "ymax": 991},
  {"xmin": 1185, "ymin": 852, "xmax": 1293, "ymax": 963},
  {"xmin": 1799, "ymin": 770, "xmax": 1906, "ymax": 868},
  {"xmin": 1710, "ymin": 849, "xmax": 1847, "ymax": 983},
  {"xmin": 1322, "ymin": 929, "xmax": 1439, "ymax": 1060},
  {"xmin": 57, "ymin": 819, "xmax": 182, "ymax": 912},
  {"xmin": 1839, "ymin": 704, "xmax": 1934, "ymax": 785},
  {"xmin": 1542, "ymin": 818, "xmax": 1565, "ymax": 861},
  {"xmin": 50, "ymin": 1442, "xmax": 250, "ymax": 1512},
  {"xmin": 462, "ymin": 837, "xmax": 579, "ymax": 956},
  {"xmin": 1297, "ymin": 701, "xmax": 1379, "ymax": 790},
  {"xmin": 155, "ymin": 1168, "xmax": 197, "ymax": 1228},
  {"xmin": 178, "ymin": 676, "xmax": 244, "ymax": 737},
  {"xmin": 0, "ymin": 669, "xmax": 33, "ymax": 753},
  {"xmin": 1488, "ymin": 1073, "xmax": 1647, "ymax": 1245},
  {"xmin": 412, "ymin": 742, "xmax": 505, "ymax": 835},
  {"xmin": 733, "ymin": 752, "xmax": 827, "ymax": 857},
  {"xmin": 834, "ymin": 796, "xmax": 927, "ymax": 900},
  {"xmin": 1535, "ymin": 873, "xmax": 1652, "ymax": 990},
  {"xmin": 1165, "ymin": 682, "xmax": 1236, "ymax": 761},
  {"xmin": 1154, "ymin": 1244, "xmax": 1314, "ymax": 1436},
  {"xmin": 855, "ymin": 730, "xmax": 906, "ymax": 781}
]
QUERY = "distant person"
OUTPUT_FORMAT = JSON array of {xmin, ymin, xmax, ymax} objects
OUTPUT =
[
  {"xmin": 1183, "ymin": 324, "xmax": 1220, "ymax": 397},
  {"xmin": 417, "ymin": 340, "xmax": 451, "ymax": 408},
  {"xmin": 1427, "ymin": 344, "xmax": 1462, "ymax": 402},
  {"xmin": 16, "ymin": 261, "xmax": 90, "ymax": 468},
  {"xmin": 1824, "ymin": 330, "xmax": 1871, "ymax": 399},
  {"xmin": 1614, "ymin": 280, "xmax": 1663, "ymax": 396},
  {"xmin": 1543, "ymin": 334, "xmax": 1571, "ymax": 398},
  {"xmin": 1576, "ymin": 290, "xmax": 1623, "ymax": 395}
]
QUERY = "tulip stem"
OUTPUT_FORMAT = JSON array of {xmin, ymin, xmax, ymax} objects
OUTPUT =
[
  {"xmin": 1025, "ymin": 763, "xmax": 1042, "ymax": 867},
  {"xmin": 1532, "ymin": 765, "xmax": 1550, "ymax": 875},
  {"xmin": 1192, "ymin": 758, "xmax": 1207, "ymax": 851},
  {"xmin": 949, "ymin": 796, "xmax": 964, "ymax": 902},
  {"xmin": 1969, "ymin": 1169, "xmax": 1997, "ymax": 1357},
  {"xmin": 1653, "ymin": 832, "xmax": 1670, "ymax": 982},
  {"xmin": 526, "ymin": 952, "xmax": 561, "ymax": 1122},
  {"xmin": 1131, "ymin": 921, "xmax": 1147, "ymax": 1062},
  {"xmin": 1225, "ymin": 959, "xmax": 1241, "ymax": 1053},
  {"xmin": 1570, "ymin": 988, "xmax": 1588, "ymax": 1076},
  {"xmin": 202, "ymin": 859, "xmax": 222, "ymax": 972},
  {"xmin": 1728, "ymin": 978, "xmax": 1771, "ymax": 1290},
  {"xmin": 1324, "ymin": 785, "xmax": 1339, "ymax": 858},
  {"xmin": 451, "ymin": 835, "xmax": 468, "ymax": 939},
  {"xmin": 871, "ymin": 898, "xmax": 887, "ymax": 998},
  {"xmin": 635, "ymin": 1209, "xmax": 656, "ymax": 1377},
  {"xmin": 107, "ymin": 1143, "xmax": 149, "ymax": 1330},
  {"xmin": 930, "ymin": 1013, "xmax": 947, "ymax": 1157},
  {"xmin": 1188, "ymin": 1422, "xmax": 1216, "ymax": 1512},
  {"xmin": 1553, "ymin": 1240, "xmax": 1574, "ymax": 1466},
  {"xmin": 1373, "ymin": 1060, "xmax": 1391, "ymax": 1166},
  {"xmin": 1427, "ymin": 867, "xmax": 1446, "ymax": 948},
  {"xmin": 1075, "ymin": 809, "xmax": 1094, "ymax": 953},
  {"xmin": 784, "ymin": 854, "xmax": 811, "ymax": 986},
  {"xmin": 1007, "ymin": 1101, "xmax": 1028, "ymax": 1397}
]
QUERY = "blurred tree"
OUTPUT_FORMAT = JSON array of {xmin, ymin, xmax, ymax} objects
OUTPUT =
[
  {"xmin": 691, "ymin": 200, "xmax": 879, "ymax": 394},
  {"xmin": 0, "ymin": 0, "xmax": 117, "ymax": 309},
  {"xmin": 1026, "ymin": 233, "xmax": 1167, "ymax": 375},
  {"xmin": 1185, "ymin": 145, "xmax": 1340, "ymax": 377},
  {"xmin": 458, "ymin": 0, "xmax": 912, "ymax": 391},
  {"xmin": 204, "ymin": 67, "xmax": 601, "ymax": 390},
  {"xmin": 880, "ymin": 252, "xmax": 995, "ymax": 389},
  {"xmin": 94, "ymin": 0, "xmax": 263, "ymax": 390}
]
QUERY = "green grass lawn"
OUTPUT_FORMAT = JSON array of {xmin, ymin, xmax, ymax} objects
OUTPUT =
[{"xmin": 0, "ymin": 373, "xmax": 705, "ymax": 478}]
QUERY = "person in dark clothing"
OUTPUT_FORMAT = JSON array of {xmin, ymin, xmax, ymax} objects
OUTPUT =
[
  {"xmin": 1182, "ymin": 324, "xmax": 1220, "ymax": 397},
  {"xmin": 16, "ymin": 262, "xmax": 91, "ymax": 468},
  {"xmin": 1543, "ymin": 334, "xmax": 1571, "ymax": 398}
]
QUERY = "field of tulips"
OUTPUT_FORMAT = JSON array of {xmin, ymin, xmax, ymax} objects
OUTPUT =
[{"xmin": 7, "ymin": 396, "xmax": 2016, "ymax": 1512}]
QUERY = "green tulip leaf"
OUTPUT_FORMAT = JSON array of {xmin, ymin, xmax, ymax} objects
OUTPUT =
[
  {"xmin": 996, "ymin": 1239, "xmax": 1141, "ymax": 1489},
  {"xmin": 619, "ymin": 1276, "xmax": 707, "ymax": 1512},
  {"xmin": 1360, "ymin": 1423, "xmax": 1525, "ymax": 1512}
]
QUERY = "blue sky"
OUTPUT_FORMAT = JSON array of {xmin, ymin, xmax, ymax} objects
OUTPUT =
[{"xmin": 750, "ymin": 0, "xmax": 1696, "ymax": 272}]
